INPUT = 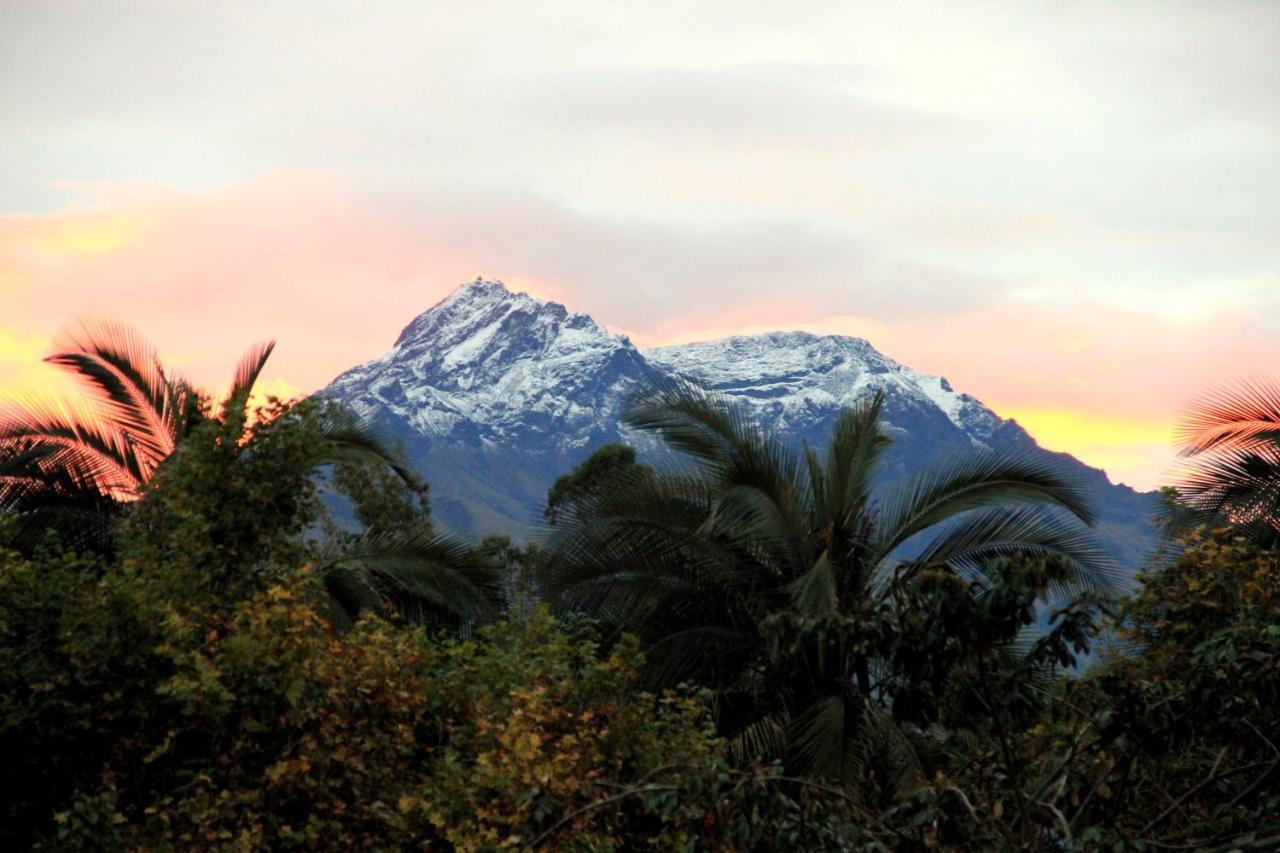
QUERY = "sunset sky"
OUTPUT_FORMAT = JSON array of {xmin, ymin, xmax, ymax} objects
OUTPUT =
[{"xmin": 3, "ymin": 1, "xmax": 1278, "ymax": 490}]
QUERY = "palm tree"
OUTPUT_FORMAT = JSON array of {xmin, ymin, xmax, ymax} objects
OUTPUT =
[
  {"xmin": 318, "ymin": 525, "xmax": 503, "ymax": 634},
  {"xmin": 0, "ymin": 320, "xmax": 259, "ymax": 547},
  {"xmin": 1175, "ymin": 378, "xmax": 1280, "ymax": 536},
  {"xmin": 0, "ymin": 320, "xmax": 499, "ymax": 629},
  {"xmin": 544, "ymin": 382, "xmax": 1117, "ymax": 787}
]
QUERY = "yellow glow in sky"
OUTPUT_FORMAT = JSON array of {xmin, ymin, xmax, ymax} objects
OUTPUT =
[
  {"xmin": 997, "ymin": 407, "xmax": 1177, "ymax": 486},
  {"xmin": 33, "ymin": 213, "xmax": 142, "ymax": 256},
  {"xmin": 0, "ymin": 329, "xmax": 78, "ymax": 403}
]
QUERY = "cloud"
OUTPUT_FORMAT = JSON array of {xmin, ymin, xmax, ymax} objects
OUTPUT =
[
  {"xmin": 0, "ymin": 329, "xmax": 78, "ymax": 406},
  {"xmin": 1, "ymin": 1, "xmax": 1277, "ymax": 492},
  {"xmin": 2, "ymin": 174, "xmax": 1277, "ymax": 491},
  {"xmin": 0, "ymin": 175, "xmax": 1007, "ymax": 386},
  {"xmin": 521, "ymin": 64, "xmax": 956, "ymax": 153}
]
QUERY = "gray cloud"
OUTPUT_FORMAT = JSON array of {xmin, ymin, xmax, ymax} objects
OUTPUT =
[
  {"xmin": 1, "ymin": 0, "xmax": 1276, "ymax": 331},
  {"xmin": 369, "ymin": 184, "xmax": 1007, "ymax": 330},
  {"xmin": 517, "ymin": 64, "xmax": 957, "ymax": 152}
]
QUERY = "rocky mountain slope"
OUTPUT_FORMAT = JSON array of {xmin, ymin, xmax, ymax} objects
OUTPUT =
[{"xmin": 324, "ymin": 279, "xmax": 1156, "ymax": 566}]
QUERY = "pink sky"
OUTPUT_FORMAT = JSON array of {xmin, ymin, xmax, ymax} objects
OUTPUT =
[
  {"xmin": 3, "ymin": 175, "xmax": 1277, "ymax": 490},
  {"xmin": 3, "ymin": 3, "xmax": 1278, "ymax": 492}
]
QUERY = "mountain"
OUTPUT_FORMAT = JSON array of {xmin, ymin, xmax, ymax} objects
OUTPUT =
[
  {"xmin": 324, "ymin": 279, "xmax": 1157, "ymax": 566},
  {"xmin": 325, "ymin": 279, "xmax": 663, "ymax": 535}
]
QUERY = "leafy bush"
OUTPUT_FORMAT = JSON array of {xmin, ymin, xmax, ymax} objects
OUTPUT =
[{"xmin": 5, "ymin": 554, "xmax": 858, "ymax": 850}]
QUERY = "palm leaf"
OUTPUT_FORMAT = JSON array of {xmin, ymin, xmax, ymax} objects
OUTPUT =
[
  {"xmin": 1176, "ymin": 445, "xmax": 1280, "ymax": 529},
  {"xmin": 908, "ymin": 505, "xmax": 1121, "ymax": 596},
  {"xmin": 788, "ymin": 551, "xmax": 838, "ymax": 615},
  {"xmin": 311, "ymin": 408, "xmax": 416, "ymax": 485},
  {"xmin": 820, "ymin": 392, "xmax": 890, "ymax": 534},
  {"xmin": 625, "ymin": 381, "xmax": 809, "ymax": 511},
  {"xmin": 46, "ymin": 319, "xmax": 180, "ymax": 465},
  {"xmin": 787, "ymin": 694, "xmax": 852, "ymax": 781},
  {"xmin": 872, "ymin": 449, "xmax": 1096, "ymax": 564},
  {"xmin": 728, "ymin": 714, "xmax": 788, "ymax": 765},
  {"xmin": 1176, "ymin": 377, "xmax": 1280, "ymax": 454},
  {"xmin": 318, "ymin": 525, "xmax": 501, "ymax": 629},
  {"xmin": 640, "ymin": 624, "xmax": 761, "ymax": 690},
  {"xmin": 0, "ymin": 398, "xmax": 150, "ymax": 494},
  {"xmin": 230, "ymin": 340, "xmax": 277, "ymax": 402}
]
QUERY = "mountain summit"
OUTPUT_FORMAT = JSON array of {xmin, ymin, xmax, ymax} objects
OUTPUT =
[
  {"xmin": 324, "ymin": 279, "xmax": 1155, "ymax": 562},
  {"xmin": 649, "ymin": 331, "xmax": 1005, "ymax": 450},
  {"xmin": 328, "ymin": 279, "xmax": 661, "ymax": 451}
]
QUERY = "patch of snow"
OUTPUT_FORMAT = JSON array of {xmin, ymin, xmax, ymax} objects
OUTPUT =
[{"xmin": 324, "ymin": 279, "xmax": 1009, "ymax": 455}]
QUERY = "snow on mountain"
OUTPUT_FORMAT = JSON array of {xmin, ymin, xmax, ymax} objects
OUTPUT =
[
  {"xmin": 327, "ymin": 278, "xmax": 661, "ymax": 452},
  {"xmin": 648, "ymin": 331, "xmax": 1004, "ymax": 448},
  {"xmin": 323, "ymin": 279, "xmax": 1156, "ymax": 564}
]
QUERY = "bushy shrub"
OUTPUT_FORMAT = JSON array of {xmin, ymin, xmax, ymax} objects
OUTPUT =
[{"xmin": 3, "ymin": 547, "xmax": 859, "ymax": 850}]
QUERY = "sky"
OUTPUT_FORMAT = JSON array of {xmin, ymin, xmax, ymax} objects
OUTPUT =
[{"xmin": 2, "ymin": 1, "xmax": 1278, "ymax": 490}]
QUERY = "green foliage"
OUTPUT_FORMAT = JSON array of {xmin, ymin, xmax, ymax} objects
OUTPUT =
[
  {"xmin": 1058, "ymin": 529, "xmax": 1280, "ymax": 845},
  {"xmin": 2, "ymin": 552, "xmax": 859, "ymax": 849},
  {"xmin": 544, "ymin": 442, "xmax": 651, "ymax": 525},
  {"xmin": 1175, "ymin": 379, "xmax": 1280, "ymax": 541},
  {"xmin": 5, "ymin": 335, "xmax": 1278, "ymax": 850},
  {"xmin": 544, "ymin": 383, "xmax": 1116, "ymax": 790},
  {"xmin": 0, "ymin": 544, "xmax": 157, "ymax": 845},
  {"xmin": 330, "ymin": 453, "xmax": 431, "ymax": 537},
  {"xmin": 120, "ymin": 398, "xmax": 323, "ymax": 595}
]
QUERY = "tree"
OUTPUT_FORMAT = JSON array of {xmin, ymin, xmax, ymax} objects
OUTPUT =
[
  {"xmin": 0, "ymin": 319, "xmax": 497, "ymax": 629},
  {"xmin": 544, "ymin": 443, "xmax": 651, "ymax": 524},
  {"xmin": 1007, "ymin": 528, "xmax": 1280, "ymax": 848},
  {"xmin": 0, "ymin": 320, "xmax": 265, "ymax": 551},
  {"xmin": 544, "ymin": 382, "xmax": 1117, "ymax": 786},
  {"xmin": 329, "ymin": 454, "xmax": 431, "ymax": 537},
  {"xmin": 1175, "ymin": 378, "xmax": 1280, "ymax": 538}
]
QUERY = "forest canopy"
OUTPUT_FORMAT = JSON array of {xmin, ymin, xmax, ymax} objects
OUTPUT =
[{"xmin": 1, "ymin": 327, "xmax": 1277, "ymax": 850}]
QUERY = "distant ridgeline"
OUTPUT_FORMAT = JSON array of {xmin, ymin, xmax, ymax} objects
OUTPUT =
[{"xmin": 324, "ymin": 279, "xmax": 1157, "ymax": 569}]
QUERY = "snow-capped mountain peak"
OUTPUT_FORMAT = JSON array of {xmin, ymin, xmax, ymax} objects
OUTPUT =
[
  {"xmin": 321, "ymin": 279, "xmax": 1154, "ymax": 562},
  {"xmin": 648, "ymin": 331, "xmax": 1003, "ymax": 445},
  {"xmin": 327, "ymin": 278, "xmax": 658, "ymax": 450}
]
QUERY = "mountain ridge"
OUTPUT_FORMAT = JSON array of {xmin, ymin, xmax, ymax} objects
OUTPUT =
[{"xmin": 323, "ymin": 278, "xmax": 1156, "ymax": 565}]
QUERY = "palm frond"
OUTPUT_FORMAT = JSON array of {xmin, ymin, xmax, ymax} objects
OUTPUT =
[
  {"xmin": 704, "ymin": 483, "xmax": 809, "ymax": 578},
  {"xmin": 552, "ymin": 572, "xmax": 702, "ymax": 629},
  {"xmin": 788, "ymin": 552, "xmax": 838, "ymax": 615},
  {"xmin": 0, "ymin": 398, "xmax": 150, "ymax": 495},
  {"xmin": 640, "ymin": 625, "xmax": 761, "ymax": 690},
  {"xmin": 908, "ymin": 505, "xmax": 1121, "ymax": 596},
  {"xmin": 820, "ymin": 391, "xmax": 891, "ymax": 535},
  {"xmin": 543, "ymin": 470, "xmax": 750, "ymax": 601},
  {"xmin": 1175, "ymin": 443, "xmax": 1280, "ymax": 530},
  {"xmin": 853, "ymin": 702, "xmax": 925, "ymax": 804},
  {"xmin": 3, "ymin": 504, "xmax": 116, "ymax": 553},
  {"xmin": 728, "ymin": 714, "xmax": 788, "ymax": 765},
  {"xmin": 1174, "ymin": 378, "xmax": 1280, "ymax": 534},
  {"xmin": 624, "ymin": 380, "xmax": 758, "ymax": 475},
  {"xmin": 625, "ymin": 381, "xmax": 809, "ymax": 512},
  {"xmin": 787, "ymin": 694, "xmax": 852, "ymax": 781},
  {"xmin": 311, "ymin": 408, "xmax": 415, "ymax": 485},
  {"xmin": 872, "ymin": 449, "xmax": 1096, "ymax": 564},
  {"xmin": 1176, "ymin": 376, "xmax": 1280, "ymax": 455},
  {"xmin": 318, "ymin": 525, "xmax": 501, "ymax": 629},
  {"xmin": 46, "ymin": 319, "xmax": 180, "ymax": 465},
  {"xmin": 230, "ymin": 340, "xmax": 277, "ymax": 401}
]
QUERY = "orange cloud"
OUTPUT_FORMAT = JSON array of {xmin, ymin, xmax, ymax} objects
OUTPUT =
[
  {"xmin": 0, "ymin": 329, "xmax": 78, "ymax": 404},
  {"xmin": 0, "ymin": 175, "xmax": 471, "ymax": 399},
  {"xmin": 2, "ymin": 175, "xmax": 1273, "ymax": 493},
  {"xmin": 33, "ymin": 213, "xmax": 143, "ymax": 256},
  {"xmin": 644, "ymin": 299, "xmax": 1280, "ymax": 490},
  {"xmin": 992, "ymin": 407, "xmax": 1176, "ymax": 488}
]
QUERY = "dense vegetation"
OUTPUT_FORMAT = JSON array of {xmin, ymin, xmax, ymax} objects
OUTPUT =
[{"xmin": 1, "ymin": 326, "xmax": 1277, "ymax": 849}]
